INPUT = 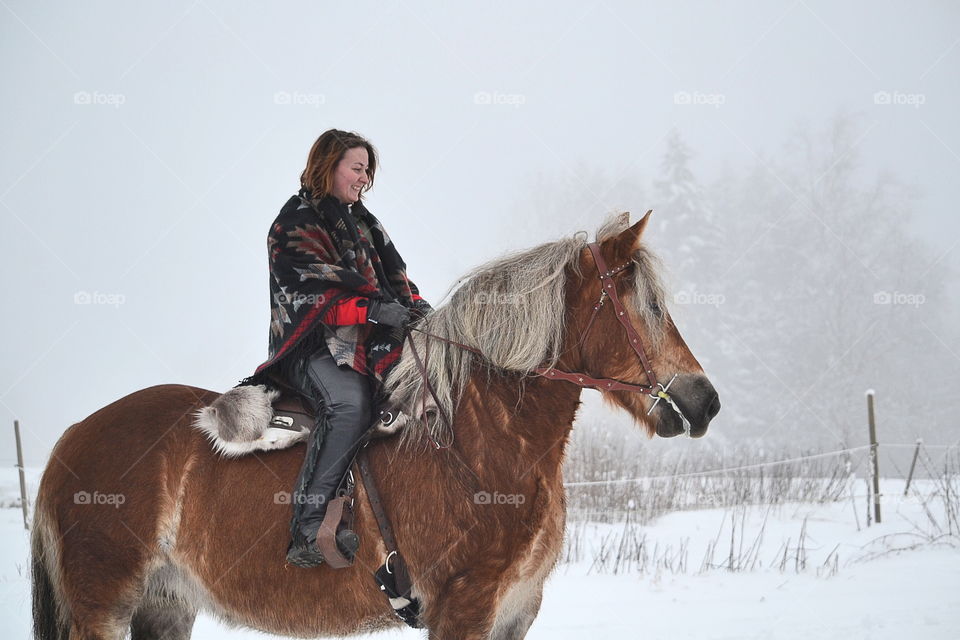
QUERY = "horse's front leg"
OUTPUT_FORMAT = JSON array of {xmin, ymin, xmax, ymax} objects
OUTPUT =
[
  {"xmin": 486, "ymin": 588, "xmax": 544, "ymax": 640},
  {"xmin": 424, "ymin": 572, "xmax": 547, "ymax": 640},
  {"xmin": 423, "ymin": 573, "xmax": 499, "ymax": 640}
]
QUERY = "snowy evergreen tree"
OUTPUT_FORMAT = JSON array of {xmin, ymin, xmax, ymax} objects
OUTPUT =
[
  {"xmin": 651, "ymin": 129, "xmax": 724, "ymax": 292},
  {"xmin": 710, "ymin": 116, "xmax": 955, "ymax": 448}
]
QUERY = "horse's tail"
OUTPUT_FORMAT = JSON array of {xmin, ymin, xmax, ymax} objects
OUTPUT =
[{"xmin": 31, "ymin": 486, "xmax": 69, "ymax": 640}]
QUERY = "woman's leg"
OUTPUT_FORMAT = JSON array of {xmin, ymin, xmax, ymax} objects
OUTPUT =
[{"xmin": 289, "ymin": 349, "xmax": 372, "ymax": 546}]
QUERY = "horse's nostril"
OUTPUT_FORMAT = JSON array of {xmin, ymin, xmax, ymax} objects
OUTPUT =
[{"xmin": 705, "ymin": 393, "xmax": 721, "ymax": 420}]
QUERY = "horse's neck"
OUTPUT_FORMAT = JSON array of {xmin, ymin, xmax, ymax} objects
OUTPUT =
[
  {"xmin": 452, "ymin": 372, "xmax": 583, "ymax": 480},
  {"xmin": 373, "ymin": 371, "xmax": 582, "ymax": 564}
]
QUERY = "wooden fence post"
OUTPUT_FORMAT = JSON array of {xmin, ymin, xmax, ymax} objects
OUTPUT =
[
  {"xmin": 14, "ymin": 420, "xmax": 29, "ymax": 530},
  {"xmin": 904, "ymin": 438, "xmax": 922, "ymax": 496},
  {"xmin": 866, "ymin": 390, "xmax": 881, "ymax": 524}
]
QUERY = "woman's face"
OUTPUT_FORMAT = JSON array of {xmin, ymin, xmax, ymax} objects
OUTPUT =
[{"xmin": 331, "ymin": 146, "xmax": 370, "ymax": 204}]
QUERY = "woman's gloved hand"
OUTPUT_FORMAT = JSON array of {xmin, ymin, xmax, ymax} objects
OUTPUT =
[{"xmin": 367, "ymin": 300, "xmax": 412, "ymax": 328}]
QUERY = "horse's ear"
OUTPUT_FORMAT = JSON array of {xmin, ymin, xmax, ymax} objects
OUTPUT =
[{"xmin": 615, "ymin": 210, "xmax": 652, "ymax": 251}]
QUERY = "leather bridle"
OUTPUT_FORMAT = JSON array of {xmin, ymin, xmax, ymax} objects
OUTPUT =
[
  {"xmin": 532, "ymin": 242, "xmax": 658, "ymax": 393},
  {"xmin": 401, "ymin": 241, "xmax": 691, "ymax": 448}
]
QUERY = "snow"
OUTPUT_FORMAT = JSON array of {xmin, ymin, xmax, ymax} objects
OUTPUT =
[
  {"xmin": 535, "ymin": 551, "xmax": 959, "ymax": 640},
  {"xmin": 4, "ymin": 472, "xmax": 958, "ymax": 639}
]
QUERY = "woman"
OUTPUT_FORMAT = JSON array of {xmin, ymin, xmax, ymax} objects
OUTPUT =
[{"xmin": 240, "ymin": 129, "xmax": 432, "ymax": 567}]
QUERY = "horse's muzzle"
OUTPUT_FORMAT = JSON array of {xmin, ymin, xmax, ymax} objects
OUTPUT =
[{"xmin": 654, "ymin": 374, "xmax": 720, "ymax": 438}]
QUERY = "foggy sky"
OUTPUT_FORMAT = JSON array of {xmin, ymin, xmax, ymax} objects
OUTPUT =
[{"xmin": 2, "ymin": 0, "xmax": 958, "ymax": 463}]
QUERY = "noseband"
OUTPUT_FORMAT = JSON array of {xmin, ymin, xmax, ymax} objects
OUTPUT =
[{"xmin": 402, "ymin": 241, "xmax": 691, "ymax": 448}]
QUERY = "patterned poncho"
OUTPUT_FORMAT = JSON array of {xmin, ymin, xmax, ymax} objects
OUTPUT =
[{"xmin": 240, "ymin": 189, "xmax": 431, "ymax": 391}]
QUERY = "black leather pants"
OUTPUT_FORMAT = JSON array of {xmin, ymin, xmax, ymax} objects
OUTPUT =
[{"xmin": 287, "ymin": 348, "xmax": 372, "ymax": 541}]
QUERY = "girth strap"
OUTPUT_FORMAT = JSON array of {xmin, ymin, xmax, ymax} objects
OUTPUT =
[{"xmin": 356, "ymin": 447, "xmax": 422, "ymax": 627}]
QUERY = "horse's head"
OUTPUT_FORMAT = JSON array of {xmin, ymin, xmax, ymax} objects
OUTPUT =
[{"xmin": 562, "ymin": 211, "xmax": 720, "ymax": 438}]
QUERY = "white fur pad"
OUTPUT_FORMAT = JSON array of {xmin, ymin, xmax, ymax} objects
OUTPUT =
[{"xmin": 192, "ymin": 385, "xmax": 309, "ymax": 458}]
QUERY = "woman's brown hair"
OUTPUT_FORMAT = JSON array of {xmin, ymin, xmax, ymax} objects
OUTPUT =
[{"xmin": 300, "ymin": 129, "xmax": 378, "ymax": 200}]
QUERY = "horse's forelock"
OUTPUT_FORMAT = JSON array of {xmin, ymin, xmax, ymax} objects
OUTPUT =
[{"xmin": 627, "ymin": 244, "xmax": 669, "ymax": 347}]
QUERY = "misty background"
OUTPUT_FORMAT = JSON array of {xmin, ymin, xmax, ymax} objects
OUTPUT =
[{"xmin": 2, "ymin": 1, "xmax": 958, "ymax": 466}]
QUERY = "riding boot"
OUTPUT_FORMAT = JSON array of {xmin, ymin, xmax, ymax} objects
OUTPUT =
[
  {"xmin": 293, "ymin": 414, "xmax": 368, "ymax": 538},
  {"xmin": 286, "ymin": 416, "xmax": 366, "ymax": 567}
]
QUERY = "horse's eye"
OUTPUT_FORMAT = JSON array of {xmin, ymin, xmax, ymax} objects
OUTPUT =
[{"xmin": 649, "ymin": 302, "xmax": 663, "ymax": 318}]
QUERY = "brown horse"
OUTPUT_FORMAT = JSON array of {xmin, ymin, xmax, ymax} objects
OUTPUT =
[{"xmin": 31, "ymin": 212, "xmax": 719, "ymax": 640}]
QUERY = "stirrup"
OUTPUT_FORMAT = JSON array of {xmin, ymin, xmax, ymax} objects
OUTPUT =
[{"xmin": 315, "ymin": 496, "xmax": 358, "ymax": 569}]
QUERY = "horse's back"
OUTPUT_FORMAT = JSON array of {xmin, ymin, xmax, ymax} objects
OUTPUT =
[{"xmin": 42, "ymin": 383, "xmax": 218, "ymax": 493}]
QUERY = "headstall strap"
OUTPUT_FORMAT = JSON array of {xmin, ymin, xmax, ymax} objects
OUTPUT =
[
  {"xmin": 586, "ymin": 242, "xmax": 659, "ymax": 389},
  {"xmin": 533, "ymin": 242, "xmax": 660, "ymax": 394}
]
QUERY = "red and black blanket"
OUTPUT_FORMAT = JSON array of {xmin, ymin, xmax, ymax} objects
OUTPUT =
[{"xmin": 240, "ymin": 190, "xmax": 430, "ymax": 391}]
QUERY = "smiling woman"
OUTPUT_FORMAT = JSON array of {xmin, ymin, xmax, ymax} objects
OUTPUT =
[{"xmin": 301, "ymin": 130, "xmax": 377, "ymax": 204}]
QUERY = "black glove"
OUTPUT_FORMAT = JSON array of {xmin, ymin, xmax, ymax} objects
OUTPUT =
[
  {"xmin": 367, "ymin": 300, "xmax": 411, "ymax": 328},
  {"xmin": 409, "ymin": 298, "xmax": 433, "ymax": 323}
]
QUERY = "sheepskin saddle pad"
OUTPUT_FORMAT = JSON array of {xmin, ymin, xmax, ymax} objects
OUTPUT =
[{"xmin": 192, "ymin": 384, "xmax": 408, "ymax": 458}]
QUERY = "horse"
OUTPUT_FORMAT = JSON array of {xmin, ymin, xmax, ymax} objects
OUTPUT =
[{"xmin": 31, "ymin": 211, "xmax": 720, "ymax": 640}]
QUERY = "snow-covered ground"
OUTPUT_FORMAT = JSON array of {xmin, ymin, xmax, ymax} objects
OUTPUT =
[{"xmin": 4, "ymin": 471, "xmax": 958, "ymax": 639}]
